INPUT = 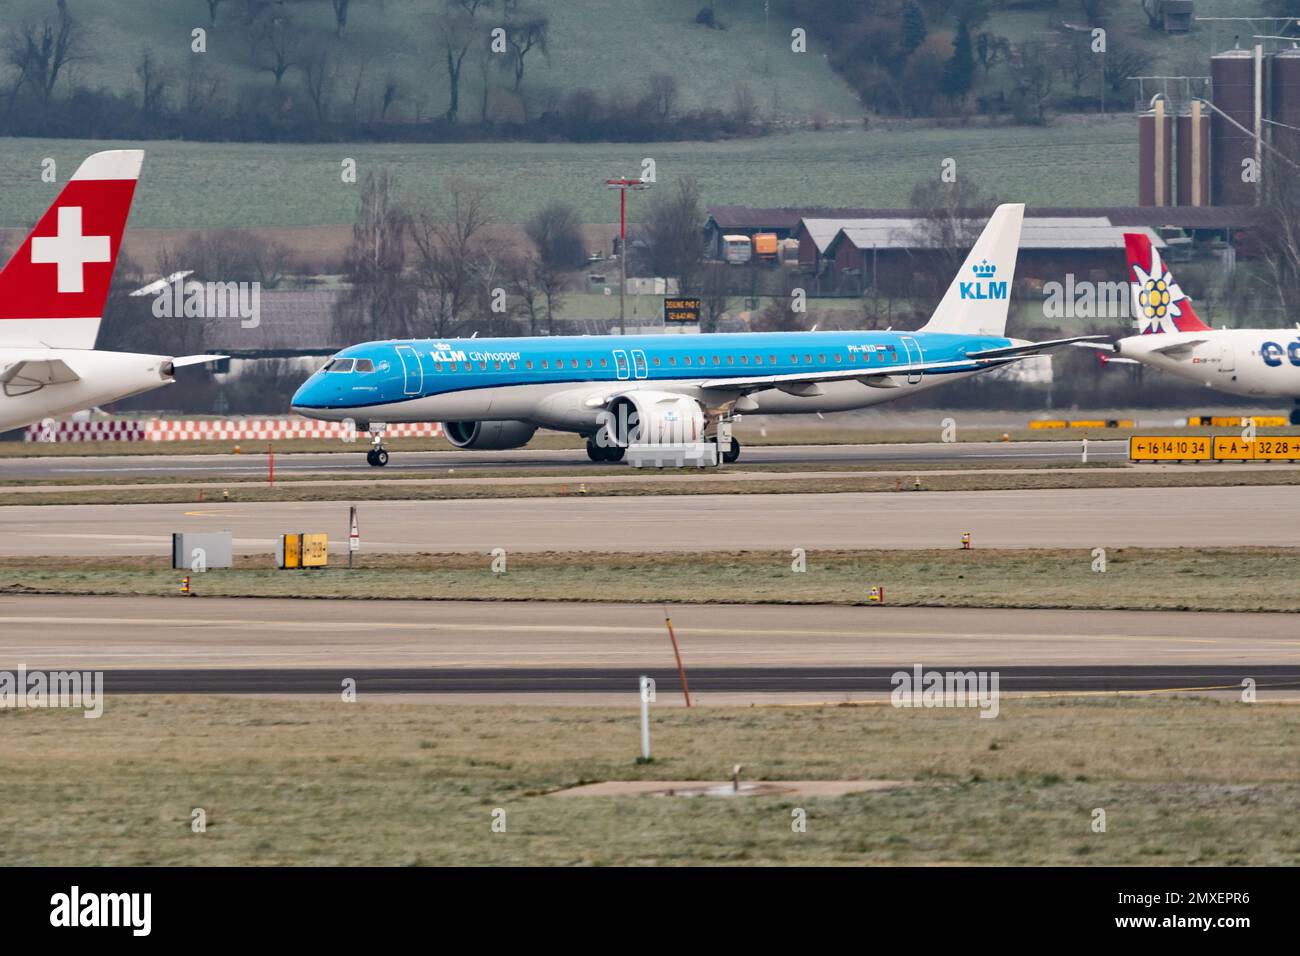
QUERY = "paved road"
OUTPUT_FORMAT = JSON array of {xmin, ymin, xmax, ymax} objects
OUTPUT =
[
  {"xmin": 2, "ymin": 484, "xmax": 1297, "ymax": 555},
  {"xmin": 0, "ymin": 440, "xmax": 1127, "ymax": 480},
  {"xmin": 1, "ymin": 596, "xmax": 1294, "ymax": 670},
  {"xmin": 79, "ymin": 665, "xmax": 1300, "ymax": 695}
]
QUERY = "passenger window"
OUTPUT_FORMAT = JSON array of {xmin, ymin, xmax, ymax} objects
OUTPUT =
[
  {"xmin": 479, "ymin": 362, "xmax": 487, "ymax": 370},
  {"xmin": 698, "ymin": 356, "xmax": 705, "ymax": 365},
  {"xmin": 849, "ymin": 353, "xmax": 857, "ymax": 363},
  {"xmin": 653, "ymin": 357, "xmax": 661, "ymax": 366},
  {"xmin": 727, "ymin": 355, "xmax": 735, "ymax": 365},
  {"xmin": 712, "ymin": 355, "xmax": 720, "ymax": 365},
  {"xmin": 790, "ymin": 355, "xmax": 798, "ymax": 364},
  {"xmin": 834, "ymin": 353, "xmax": 841, "ymax": 363},
  {"xmin": 669, "ymin": 356, "xmax": 677, "ymax": 366},
  {"xmin": 508, "ymin": 360, "xmax": 516, "ymax": 370},
  {"xmin": 570, "ymin": 359, "xmax": 578, "ymax": 369},
  {"xmin": 541, "ymin": 360, "xmax": 548, "ymax": 369},
  {"xmin": 526, "ymin": 360, "xmax": 533, "ymax": 370},
  {"xmin": 600, "ymin": 358, "xmax": 608, "ymax": 368},
  {"xmin": 804, "ymin": 354, "xmax": 812, "ymax": 363},
  {"xmin": 684, "ymin": 356, "xmax": 692, "ymax": 365},
  {"xmin": 755, "ymin": 356, "xmax": 763, "ymax": 365},
  {"xmin": 463, "ymin": 362, "xmax": 472, "ymax": 371},
  {"xmin": 740, "ymin": 355, "xmax": 748, "ymax": 364},
  {"xmin": 586, "ymin": 358, "xmax": 593, "ymax": 368},
  {"xmin": 819, "ymin": 354, "xmax": 826, "ymax": 363},
  {"xmin": 434, "ymin": 362, "xmax": 443, "ymax": 372}
]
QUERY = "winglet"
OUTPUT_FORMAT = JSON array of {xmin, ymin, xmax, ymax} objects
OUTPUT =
[{"xmin": 921, "ymin": 203, "xmax": 1025, "ymax": 337}]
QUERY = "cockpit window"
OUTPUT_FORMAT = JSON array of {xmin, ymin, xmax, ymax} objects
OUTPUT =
[
  {"xmin": 355, "ymin": 359, "xmax": 374, "ymax": 372},
  {"xmin": 323, "ymin": 358, "xmax": 355, "ymax": 373}
]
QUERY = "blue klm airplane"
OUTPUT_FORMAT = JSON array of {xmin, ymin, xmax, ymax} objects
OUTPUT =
[{"xmin": 292, "ymin": 204, "xmax": 1100, "ymax": 466}]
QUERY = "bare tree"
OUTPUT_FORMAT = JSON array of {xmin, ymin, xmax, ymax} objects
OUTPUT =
[
  {"xmin": 135, "ymin": 47, "xmax": 173, "ymax": 119},
  {"xmin": 501, "ymin": 7, "xmax": 548, "ymax": 93},
  {"xmin": 256, "ymin": 11, "xmax": 299, "ymax": 88},
  {"xmin": 408, "ymin": 178, "xmax": 496, "ymax": 337},
  {"xmin": 1258, "ymin": 169, "xmax": 1300, "ymax": 316},
  {"xmin": 3, "ymin": 0, "xmax": 84, "ymax": 105},
  {"xmin": 645, "ymin": 72, "xmax": 678, "ymax": 124},
  {"xmin": 380, "ymin": 75, "xmax": 400, "ymax": 119},
  {"xmin": 330, "ymin": 0, "xmax": 354, "ymax": 37},
  {"xmin": 300, "ymin": 45, "xmax": 337, "ymax": 121},
  {"xmin": 334, "ymin": 170, "xmax": 416, "ymax": 342},
  {"xmin": 439, "ymin": 0, "xmax": 494, "ymax": 124},
  {"xmin": 641, "ymin": 176, "xmax": 706, "ymax": 296}
]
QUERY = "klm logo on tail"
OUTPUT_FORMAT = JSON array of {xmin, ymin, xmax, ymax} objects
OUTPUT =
[{"xmin": 959, "ymin": 260, "xmax": 1007, "ymax": 301}]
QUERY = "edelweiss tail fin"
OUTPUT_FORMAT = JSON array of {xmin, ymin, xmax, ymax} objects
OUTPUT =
[
  {"xmin": 0, "ymin": 149, "xmax": 143, "ymax": 348},
  {"xmin": 1124, "ymin": 232, "xmax": 1211, "ymax": 335},
  {"xmin": 921, "ymin": 203, "xmax": 1024, "ymax": 337}
]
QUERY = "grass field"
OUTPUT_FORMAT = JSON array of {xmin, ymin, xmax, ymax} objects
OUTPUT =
[
  {"xmin": 0, "ymin": 119, "xmax": 1138, "ymax": 230},
  {"xmin": 6, "ymin": 547, "xmax": 1300, "ymax": 612},
  {"xmin": 7, "ymin": 464, "xmax": 1300, "ymax": 505},
  {"xmin": 0, "ymin": 695, "xmax": 1294, "ymax": 865}
]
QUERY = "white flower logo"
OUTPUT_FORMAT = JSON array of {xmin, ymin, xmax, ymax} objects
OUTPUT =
[{"xmin": 1131, "ymin": 247, "xmax": 1185, "ymax": 334}]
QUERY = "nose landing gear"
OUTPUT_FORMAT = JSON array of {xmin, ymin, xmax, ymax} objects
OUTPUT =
[{"xmin": 366, "ymin": 423, "xmax": 389, "ymax": 467}]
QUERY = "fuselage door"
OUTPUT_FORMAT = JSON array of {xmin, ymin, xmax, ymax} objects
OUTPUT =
[
  {"xmin": 631, "ymin": 349, "xmax": 648, "ymax": 379},
  {"xmin": 613, "ymin": 349, "xmax": 631, "ymax": 380},
  {"xmin": 1219, "ymin": 340, "xmax": 1235, "ymax": 373},
  {"xmin": 395, "ymin": 344, "xmax": 423, "ymax": 396},
  {"xmin": 900, "ymin": 336, "xmax": 924, "ymax": 384}
]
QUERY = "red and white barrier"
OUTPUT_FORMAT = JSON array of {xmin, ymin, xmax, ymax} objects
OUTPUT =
[{"xmin": 23, "ymin": 418, "xmax": 445, "ymax": 443}]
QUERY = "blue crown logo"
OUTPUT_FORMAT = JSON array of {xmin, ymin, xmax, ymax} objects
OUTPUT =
[{"xmin": 972, "ymin": 260, "xmax": 996, "ymax": 278}]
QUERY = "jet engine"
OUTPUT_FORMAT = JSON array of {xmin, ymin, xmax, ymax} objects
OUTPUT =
[
  {"xmin": 442, "ymin": 420, "xmax": 538, "ymax": 450},
  {"xmin": 602, "ymin": 391, "xmax": 705, "ymax": 446}
]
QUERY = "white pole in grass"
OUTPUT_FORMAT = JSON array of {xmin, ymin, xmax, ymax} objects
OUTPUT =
[{"xmin": 639, "ymin": 676, "xmax": 652, "ymax": 762}]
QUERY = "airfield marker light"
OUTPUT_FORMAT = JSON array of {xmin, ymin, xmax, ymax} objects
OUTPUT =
[
  {"xmin": 867, "ymin": 585, "xmax": 885, "ymax": 605},
  {"xmin": 197, "ymin": 489, "xmax": 204, "ymax": 502},
  {"xmin": 268, "ymin": 442, "xmax": 275, "ymax": 488},
  {"xmin": 222, "ymin": 488, "xmax": 230, "ymax": 501},
  {"xmin": 913, "ymin": 476, "xmax": 921, "ymax": 491},
  {"xmin": 663, "ymin": 611, "xmax": 692, "ymax": 708},
  {"xmin": 233, "ymin": 444, "xmax": 241, "ymax": 455},
  {"xmin": 1002, "ymin": 433, "xmax": 1011, "ymax": 442},
  {"xmin": 895, "ymin": 478, "xmax": 900, "ymax": 492},
  {"xmin": 732, "ymin": 764, "xmax": 743, "ymax": 793},
  {"xmin": 578, "ymin": 482, "xmax": 588, "ymax": 495},
  {"xmin": 962, "ymin": 532, "xmax": 972, "ymax": 550},
  {"xmin": 179, "ymin": 575, "xmax": 191, "ymax": 596},
  {"xmin": 1081, "ymin": 437, "xmax": 1089, "ymax": 463}
]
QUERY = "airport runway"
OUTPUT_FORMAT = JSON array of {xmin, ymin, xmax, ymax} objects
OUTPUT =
[
  {"xmin": 1, "ymin": 483, "xmax": 1297, "ymax": 555},
  {"xmin": 71, "ymin": 665, "xmax": 1300, "ymax": 695},
  {"xmin": 0, "ymin": 439, "xmax": 1128, "ymax": 480},
  {"xmin": 1, "ymin": 595, "xmax": 1295, "ymax": 670}
]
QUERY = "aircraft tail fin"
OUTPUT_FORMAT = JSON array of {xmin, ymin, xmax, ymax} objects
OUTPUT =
[
  {"xmin": 0, "ymin": 150, "xmax": 143, "ymax": 349},
  {"xmin": 1125, "ymin": 232, "xmax": 1211, "ymax": 335},
  {"xmin": 920, "ymin": 203, "xmax": 1024, "ymax": 337}
]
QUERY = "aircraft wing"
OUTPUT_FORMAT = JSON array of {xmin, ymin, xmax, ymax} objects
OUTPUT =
[
  {"xmin": 693, "ymin": 357, "xmax": 1021, "ymax": 397},
  {"xmin": 964, "ymin": 335, "xmax": 1110, "ymax": 360},
  {"xmin": 0, "ymin": 358, "xmax": 81, "ymax": 393}
]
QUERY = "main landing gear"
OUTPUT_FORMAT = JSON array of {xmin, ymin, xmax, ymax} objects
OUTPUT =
[
  {"xmin": 1291, "ymin": 400, "xmax": 1300, "ymax": 426},
  {"xmin": 586, "ymin": 438, "xmax": 625, "ymax": 462},
  {"xmin": 366, "ymin": 423, "xmax": 389, "ymax": 467},
  {"xmin": 721, "ymin": 437, "xmax": 741, "ymax": 464}
]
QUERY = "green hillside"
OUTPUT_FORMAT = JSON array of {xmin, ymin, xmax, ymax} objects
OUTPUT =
[
  {"xmin": 1, "ymin": 0, "xmax": 861, "ymax": 122},
  {"xmin": 0, "ymin": 119, "xmax": 1137, "ymax": 229}
]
